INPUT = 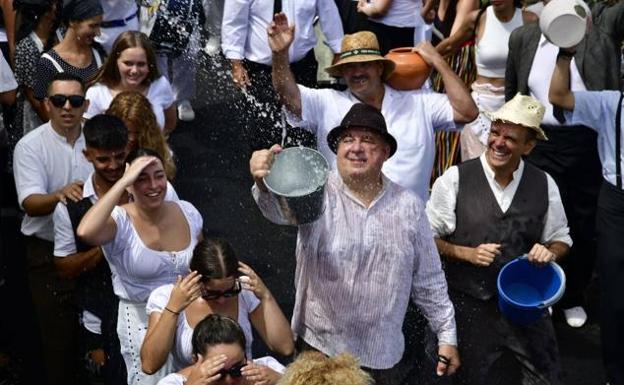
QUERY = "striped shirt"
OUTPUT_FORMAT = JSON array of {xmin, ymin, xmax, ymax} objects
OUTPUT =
[{"xmin": 252, "ymin": 170, "xmax": 457, "ymax": 369}]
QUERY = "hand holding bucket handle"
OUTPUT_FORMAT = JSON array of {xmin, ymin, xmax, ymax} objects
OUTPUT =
[
  {"xmin": 250, "ymin": 144, "xmax": 283, "ymax": 192},
  {"xmin": 526, "ymin": 243, "xmax": 558, "ymax": 266}
]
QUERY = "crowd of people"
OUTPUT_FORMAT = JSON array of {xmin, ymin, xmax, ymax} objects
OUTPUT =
[{"xmin": 0, "ymin": 0, "xmax": 623, "ymax": 384}]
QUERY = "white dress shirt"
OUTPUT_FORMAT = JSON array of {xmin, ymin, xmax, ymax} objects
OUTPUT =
[
  {"xmin": 567, "ymin": 90, "xmax": 624, "ymax": 188},
  {"xmin": 290, "ymin": 84, "xmax": 458, "ymax": 201},
  {"xmin": 528, "ymin": 34, "xmax": 586, "ymax": 126},
  {"xmin": 221, "ymin": 0, "xmax": 344, "ymax": 65},
  {"xmin": 13, "ymin": 122, "xmax": 93, "ymax": 241},
  {"xmin": 253, "ymin": 170, "xmax": 457, "ymax": 369},
  {"xmin": 427, "ymin": 153, "xmax": 573, "ymax": 246}
]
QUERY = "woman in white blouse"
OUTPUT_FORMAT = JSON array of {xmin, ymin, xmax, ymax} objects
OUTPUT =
[
  {"xmin": 77, "ymin": 148, "xmax": 203, "ymax": 385},
  {"xmin": 85, "ymin": 31, "xmax": 177, "ymax": 134},
  {"xmin": 141, "ymin": 238, "xmax": 293, "ymax": 383}
]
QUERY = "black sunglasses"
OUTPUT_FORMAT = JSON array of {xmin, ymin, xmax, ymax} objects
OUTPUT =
[
  {"xmin": 48, "ymin": 94, "xmax": 86, "ymax": 108},
  {"xmin": 200, "ymin": 279, "xmax": 242, "ymax": 300},
  {"xmin": 217, "ymin": 360, "xmax": 245, "ymax": 378}
]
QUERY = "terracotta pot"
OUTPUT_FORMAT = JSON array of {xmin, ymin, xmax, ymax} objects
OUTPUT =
[{"xmin": 384, "ymin": 47, "xmax": 431, "ymax": 90}]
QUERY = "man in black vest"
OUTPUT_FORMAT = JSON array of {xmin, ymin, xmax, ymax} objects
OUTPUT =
[
  {"xmin": 52, "ymin": 114, "xmax": 129, "ymax": 385},
  {"xmin": 426, "ymin": 93, "xmax": 572, "ymax": 385}
]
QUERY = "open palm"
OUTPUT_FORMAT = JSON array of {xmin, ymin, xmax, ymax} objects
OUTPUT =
[{"xmin": 267, "ymin": 12, "xmax": 295, "ymax": 54}]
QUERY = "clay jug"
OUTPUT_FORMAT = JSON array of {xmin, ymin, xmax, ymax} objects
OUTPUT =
[{"xmin": 384, "ymin": 48, "xmax": 431, "ymax": 90}]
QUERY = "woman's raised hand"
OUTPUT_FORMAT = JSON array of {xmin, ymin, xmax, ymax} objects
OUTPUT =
[
  {"xmin": 241, "ymin": 361, "xmax": 282, "ymax": 385},
  {"xmin": 238, "ymin": 262, "xmax": 271, "ymax": 301},
  {"xmin": 185, "ymin": 354, "xmax": 228, "ymax": 385},
  {"xmin": 167, "ymin": 271, "xmax": 203, "ymax": 313},
  {"xmin": 120, "ymin": 156, "xmax": 159, "ymax": 187}
]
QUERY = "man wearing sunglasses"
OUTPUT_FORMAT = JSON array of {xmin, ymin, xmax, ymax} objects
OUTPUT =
[{"xmin": 13, "ymin": 72, "xmax": 92, "ymax": 385}]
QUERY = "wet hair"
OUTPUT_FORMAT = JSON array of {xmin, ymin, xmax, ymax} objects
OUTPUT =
[
  {"xmin": 126, "ymin": 147, "xmax": 164, "ymax": 165},
  {"xmin": 191, "ymin": 314, "xmax": 246, "ymax": 356},
  {"xmin": 47, "ymin": 72, "xmax": 86, "ymax": 95},
  {"xmin": 106, "ymin": 91, "xmax": 176, "ymax": 179},
  {"xmin": 14, "ymin": 0, "xmax": 60, "ymax": 49},
  {"xmin": 277, "ymin": 352, "xmax": 373, "ymax": 385},
  {"xmin": 190, "ymin": 238, "xmax": 240, "ymax": 283},
  {"xmin": 94, "ymin": 31, "xmax": 160, "ymax": 88},
  {"xmin": 83, "ymin": 114, "xmax": 128, "ymax": 150}
]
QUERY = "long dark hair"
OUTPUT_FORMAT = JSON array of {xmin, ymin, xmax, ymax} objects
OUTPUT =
[
  {"xmin": 191, "ymin": 314, "xmax": 246, "ymax": 357},
  {"xmin": 13, "ymin": 0, "xmax": 60, "ymax": 50}
]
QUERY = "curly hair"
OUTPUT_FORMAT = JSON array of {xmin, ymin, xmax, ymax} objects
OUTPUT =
[
  {"xmin": 106, "ymin": 91, "xmax": 176, "ymax": 180},
  {"xmin": 277, "ymin": 352, "xmax": 373, "ymax": 385},
  {"xmin": 93, "ymin": 31, "xmax": 160, "ymax": 88}
]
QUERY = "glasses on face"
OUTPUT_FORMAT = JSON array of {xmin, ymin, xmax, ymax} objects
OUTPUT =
[
  {"xmin": 217, "ymin": 360, "xmax": 246, "ymax": 378},
  {"xmin": 48, "ymin": 94, "xmax": 86, "ymax": 108},
  {"xmin": 201, "ymin": 279, "xmax": 242, "ymax": 300}
]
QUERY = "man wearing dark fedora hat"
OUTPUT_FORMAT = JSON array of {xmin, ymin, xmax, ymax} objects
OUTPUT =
[
  {"xmin": 250, "ymin": 103, "xmax": 459, "ymax": 385},
  {"xmin": 268, "ymin": 12, "xmax": 477, "ymax": 202}
]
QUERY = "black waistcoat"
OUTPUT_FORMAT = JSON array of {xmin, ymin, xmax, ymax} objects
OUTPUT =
[
  {"xmin": 445, "ymin": 158, "xmax": 548, "ymax": 300},
  {"xmin": 66, "ymin": 198, "xmax": 116, "ymax": 319}
]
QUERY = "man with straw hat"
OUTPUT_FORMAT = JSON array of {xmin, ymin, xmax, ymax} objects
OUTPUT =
[
  {"xmin": 251, "ymin": 103, "xmax": 459, "ymax": 384},
  {"xmin": 426, "ymin": 93, "xmax": 571, "ymax": 384},
  {"xmin": 268, "ymin": 13, "xmax": 477, "ymax": 202}
]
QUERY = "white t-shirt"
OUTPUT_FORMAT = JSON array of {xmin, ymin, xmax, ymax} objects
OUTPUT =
[
  {"xmin": 0, "ymin": 50, "xmax": 17, "ymax": 93},
  {"xmin": 13, "ymin": 122, "xmax": 93, "ymax": 241},
  {"xmin": 370, "ymin": 0, "xmax": 425, "ymax": 28},
  {"xmin": 146, "ymin": 284, "xmax": 260, "ymax": 370},
  {"xmin": 102, "ymin": 200, "xmax": 203, "ymax": 303},
  {"xmin": 291, "ymin": 84, "xmax": 457, "ymax": 201},
  {"xmin": 84, "ymin": 76, "xmax": 175, "ymax": 129}
]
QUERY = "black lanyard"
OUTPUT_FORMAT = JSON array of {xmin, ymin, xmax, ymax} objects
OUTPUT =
[
  {"xmin": 274, "ymin": 0, "xmax": 282, "ymax": 15},
  {"xmin": 616, "ymin": 91, "xmax": 623, "ymax": 189}
]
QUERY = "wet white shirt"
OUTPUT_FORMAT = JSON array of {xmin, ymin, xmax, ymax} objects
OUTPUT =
[
  {"xmin": 102, "ymin": 200, "xmax": 203, "ymax": 303},
  {"xmin": 221, "ymin": 0, "xmax": 344, "ymax": 65},
  {"xmin": 252, "ymin": 170, "xmax": 457, "ymax": 369},
  {"xmin": 147, "ymin": 284, "xmax": 260, "ymax": 369},
  {"xmin": 290, "ymin": 84, "xmax": 457, "ymax": 201},
  {"xmin": 426, "ymin": 153, "xmax": 573, "ymax": 246},
  {"xmin": 567, "ymin": 90, "xmax": 624, "ymax": 189},
  {"xmin": 13, "ymin": 122, "xmax": 93, "ymax": 241}
]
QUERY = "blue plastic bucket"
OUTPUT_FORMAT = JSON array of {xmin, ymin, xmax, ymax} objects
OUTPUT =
[{"xmin": 497, "ymin": 256, "xmax": 566, "ymax": 325}]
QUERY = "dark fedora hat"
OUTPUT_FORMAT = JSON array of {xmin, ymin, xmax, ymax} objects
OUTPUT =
[{"xmin": 327, "ymin": 103, "xmax": 397, "ymax": 157}]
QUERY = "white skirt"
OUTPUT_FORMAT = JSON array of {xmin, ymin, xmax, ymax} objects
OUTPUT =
[{"xmin": 117, "ymin": 299, "xmax": 174, "ymax": 385}]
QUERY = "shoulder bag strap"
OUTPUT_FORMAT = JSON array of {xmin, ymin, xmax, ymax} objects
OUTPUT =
[{"xmin": 41, "ymin": 52, "xmax": 64, "ymax": 72}]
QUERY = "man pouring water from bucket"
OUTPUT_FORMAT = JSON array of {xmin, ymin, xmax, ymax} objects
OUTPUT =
[
  {"xmin": 250, "ymin": 103, "xmax": 459, "ymax": 384},
  {"xmin": 426, "ymin": 93, "xmax": 572, "ymax": 384}
]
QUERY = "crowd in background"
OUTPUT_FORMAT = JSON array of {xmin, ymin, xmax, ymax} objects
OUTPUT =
[{"xmin": 0, "ymin": 0, "xmax": 623, "ymax": 384}]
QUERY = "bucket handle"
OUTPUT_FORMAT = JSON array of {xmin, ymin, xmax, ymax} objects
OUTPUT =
[{"xmin": 515, "ymin": 255, "xmax": 567, "ymax": 309}]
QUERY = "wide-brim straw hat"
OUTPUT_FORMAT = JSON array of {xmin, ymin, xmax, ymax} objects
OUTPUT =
[
  {"xmin": 485, "ymin": 93, "xmax": 548, "ymax": 140},
  {"xmin": 325, "ymin": 31, "xmax": 395, "ymax": 80}
]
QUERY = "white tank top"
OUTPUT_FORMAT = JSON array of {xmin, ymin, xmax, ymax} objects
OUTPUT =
[{"xmin": 475, "ymin": 6, "xmax": 523, "ymax": 78}]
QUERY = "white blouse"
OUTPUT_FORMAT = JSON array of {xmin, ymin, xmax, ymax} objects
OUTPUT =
[
  {"xmin": 102, "ymin": 200, "xmax": 203, "ymax": 303},
  {"xmin": 147, "ymin": 284, "xmax": 260, "ymax": 370},
  {"xmin": 84, "ymin": 76, "xmax": 175, "ymax": 129}
]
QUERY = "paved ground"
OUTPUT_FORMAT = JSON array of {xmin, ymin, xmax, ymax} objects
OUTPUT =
[{"xmin": 0, "ymin": 51, "xmax": 608, "ymax": 384}]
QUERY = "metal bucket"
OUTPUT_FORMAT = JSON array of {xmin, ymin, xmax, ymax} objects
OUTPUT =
[{"xmin": 263, "ymin": 147, "xmax": 330, "ymax": 225}]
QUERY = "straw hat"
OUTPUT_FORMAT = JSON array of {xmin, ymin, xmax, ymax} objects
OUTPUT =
[
  {"xmin": 485, "ymin": 93, "xmax": 548, "ymax": 141},
  {"xmin": 325, "ymin": 31, "xmax": 395, "ymax": 79}
]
